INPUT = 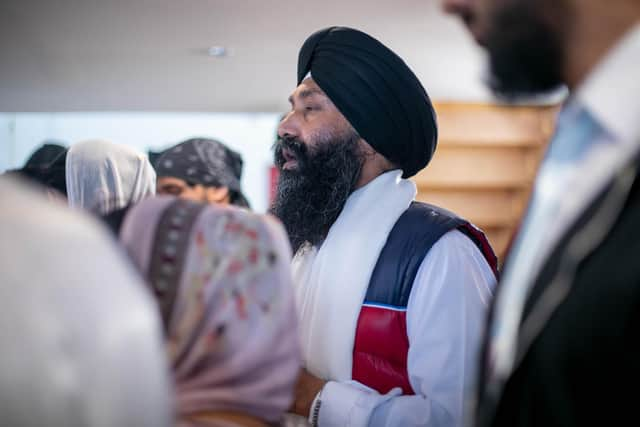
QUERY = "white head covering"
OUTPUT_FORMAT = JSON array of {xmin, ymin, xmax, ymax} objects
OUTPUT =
[
  {"xmin": 66, "ymin": 140, "xmax": 156, "ymax": 215},
  {"xmin": 0, "ymin": 176, "xmax": 172, "ymax": 427}
]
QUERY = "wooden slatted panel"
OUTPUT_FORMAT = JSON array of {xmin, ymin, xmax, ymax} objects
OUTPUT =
[
  {"xmin": 436, "ymin": 103, "xmax": 556, "ymax": 147},
  {"xmin": 413, "ymin": 102, "xmax": 559, "ymax": 260},
  {"xmin": 415, "ymin": 189, "xmax": 528, "ymax": 229},
  {"xmin": 414, "ymin": 146, "xmax": 539, "ymax": 190}
]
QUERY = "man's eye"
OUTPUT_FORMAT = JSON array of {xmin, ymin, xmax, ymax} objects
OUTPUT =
[{"xmin": 159, "ymin": 186, "xmax": 183, "ymax": 195}]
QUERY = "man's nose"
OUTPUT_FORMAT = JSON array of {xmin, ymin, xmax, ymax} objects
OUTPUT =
[{"xmin": 277, "ymin": 111, "xmax": 300, "ymax": 140}]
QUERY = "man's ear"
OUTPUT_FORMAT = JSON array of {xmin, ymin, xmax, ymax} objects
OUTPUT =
[
  {"xmin": 358, "ymin": 139, "xmax": 396, "ymax": 171},
  {"xmin": 204, "ymin": 186, "xmax": 231, "ymax": 205}
]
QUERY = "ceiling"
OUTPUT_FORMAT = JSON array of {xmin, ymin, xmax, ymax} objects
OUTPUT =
[{"xmin": 0, "ymin": 0, "xmax": 495, "ymax": 112}]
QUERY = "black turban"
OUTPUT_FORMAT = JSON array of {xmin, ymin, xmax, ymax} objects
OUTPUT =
[
  {"xmin": 297, "ymin": 27, "xmax": 438, "ymax": 178},
  {"xmin": 155, "ymin": 138, "xmax": 249, "ymax": 208}
]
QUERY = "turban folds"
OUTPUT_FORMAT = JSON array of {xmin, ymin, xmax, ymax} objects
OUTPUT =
[{"xmin": 297, "ymin": 27, "xmax": 438, "ymax": 178}]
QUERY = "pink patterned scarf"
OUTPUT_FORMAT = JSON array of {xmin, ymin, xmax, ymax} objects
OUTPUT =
[{"xmin": 120, "ymin": 196, "xmax": 300, "ymax": 424}]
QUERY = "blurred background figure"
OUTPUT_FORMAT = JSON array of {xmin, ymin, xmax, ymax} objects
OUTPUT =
[
  {"xmin": 155, "ymin": 138, "xmax": 250, "ymax": 208},
  {"xmin": 0, "ymin": 176, "xmax": 172, "ymax": 427},
  {"xmin": 442, "ymin": 0, "xmax": 640, "ymax": 426},
  {"xmin": 66, "ymin": 139, "xmax": 156, "ymax": 215},
  {"xmin": 23, "ymin": 141, "xmax": 66, "ymax": 168},
  {"xmin": 119, "ymin": 197, "xmax": 300, "ymax": 427},
  {"xmin": 3, "ymin": 141, "xmax": 68, "ymax": 198}
]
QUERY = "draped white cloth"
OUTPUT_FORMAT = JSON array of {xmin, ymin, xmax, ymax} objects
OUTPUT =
[
  {"xmin": 0, "ymin": 177, "xmax": 171, "ymax": 427},
  {"xmin": 289, "ymin": 170, "xmax": 497, "ymax": 426},
  {"xmin": 291, "ymin": 170, "xmax": 416, "ymax": 381},
  {"xmin": 66, "ymin": 139, "xmax": 156, "ymax": 215}
]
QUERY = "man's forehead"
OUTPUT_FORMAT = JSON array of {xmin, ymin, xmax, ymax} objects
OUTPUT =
[
  {"xmin": 157, "ymin": 176, "xmax": 188, "ymax": 186},
  {"xmin": 289, "ymin": 78, "xmax": 329, "ymax": 101}
]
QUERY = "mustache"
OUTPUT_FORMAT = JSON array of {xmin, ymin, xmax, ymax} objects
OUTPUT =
[{"xmin": 273, "ymin": 136, "xmax": 309, "ymax": 169}]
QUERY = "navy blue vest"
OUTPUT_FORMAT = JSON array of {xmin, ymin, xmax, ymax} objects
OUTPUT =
[{"xmin": 352, "ymin": 202, "xmax": 498, "ymax": 394}]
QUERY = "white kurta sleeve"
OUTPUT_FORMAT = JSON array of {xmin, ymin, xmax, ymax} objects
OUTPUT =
[{"xmin": 313, "ymin": 229, "xmax": 496, "ymax": 426}]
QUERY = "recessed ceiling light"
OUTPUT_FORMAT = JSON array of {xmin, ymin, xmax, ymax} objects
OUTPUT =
[{"xmin": 207, "ymin": 46, "xmax": 229, "ymax": 58}]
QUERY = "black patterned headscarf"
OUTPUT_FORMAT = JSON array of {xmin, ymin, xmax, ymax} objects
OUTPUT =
[{"xmin": 155, "ymin": 138, "xmax": 249, "ymax": 208}]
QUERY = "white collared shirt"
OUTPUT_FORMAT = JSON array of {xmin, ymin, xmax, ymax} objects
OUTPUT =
[{"xmin": 315, "ymin": 230, "xmax": 496, "ymax": 427}]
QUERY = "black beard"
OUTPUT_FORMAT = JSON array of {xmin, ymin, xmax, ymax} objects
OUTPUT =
[
  {"xmin": 270, "ymin": 133, "xmax": 363, "ymax": 253},
  {"xmin": 485, "ymin": 0, "xmax": 566, "ymax": 99}
]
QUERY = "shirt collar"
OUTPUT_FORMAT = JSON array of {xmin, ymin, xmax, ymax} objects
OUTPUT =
[{"xmin": 574, "ymin": 24, "xmax": 640, "ymax": 145}]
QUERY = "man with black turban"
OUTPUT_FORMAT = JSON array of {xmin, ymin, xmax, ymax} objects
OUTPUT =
[
  {"xmin": 271, "ymin": 27, "xmax": 498, "ymax": 426},
  {"xmin": 155, "ymin": 138, "xmax": 250, "ymax": 208}
]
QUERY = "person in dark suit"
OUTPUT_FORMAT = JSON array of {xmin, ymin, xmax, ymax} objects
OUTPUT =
[{"xmin": 442, "ymin": 1, "xmax": 640, "ymax": 426}]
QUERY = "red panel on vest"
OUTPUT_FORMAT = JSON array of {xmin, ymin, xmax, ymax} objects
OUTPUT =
[{"xmin": 352, "ymin": 305, "xmax": 414, "ymax": 395}]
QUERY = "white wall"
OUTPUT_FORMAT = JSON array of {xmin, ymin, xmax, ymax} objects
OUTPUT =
[
  {"xmin": 0, "ymin": 112, "xmax": 281, "ymax": 213},
  {"xmin": 0, "ymin": 116, "xmax": 15, "ymax": 172}
]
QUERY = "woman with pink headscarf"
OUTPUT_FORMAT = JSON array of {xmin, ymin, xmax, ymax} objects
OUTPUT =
[{"xmin": 118, "ymin": 196, "xmax": 301, "ymax": 427}]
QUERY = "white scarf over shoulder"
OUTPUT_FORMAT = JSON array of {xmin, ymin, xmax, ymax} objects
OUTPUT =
[{"xmin": 292, "ymin": 170, "xmax": 416, "ymax": 381}]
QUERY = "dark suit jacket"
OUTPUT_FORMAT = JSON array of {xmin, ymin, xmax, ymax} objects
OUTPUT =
[{"xmin": 477, "ymin": 153, "xmax": 640, "ymax": 427}]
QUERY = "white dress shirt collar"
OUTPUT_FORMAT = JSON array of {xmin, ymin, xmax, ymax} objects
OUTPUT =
[{"xmin": 577, "ymin": 24, "xmax": 640, "ymax": 145}]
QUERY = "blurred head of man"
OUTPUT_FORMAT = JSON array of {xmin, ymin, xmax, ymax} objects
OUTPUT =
[
  {"xmin": 443, "ymin": 0, "xmax": 640, "ymax": 97},
  {"xmin": 442, "ymin": 0, "xmax": 568, "ymax": 98},
  {"xmin": 155, "ymin": 138, "xmax": 249, "ymax": 208}
]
